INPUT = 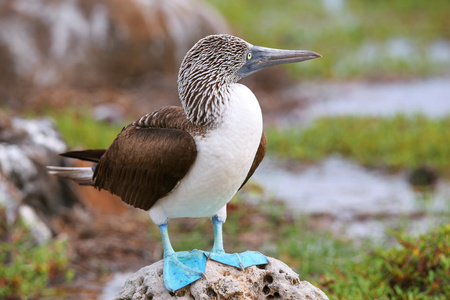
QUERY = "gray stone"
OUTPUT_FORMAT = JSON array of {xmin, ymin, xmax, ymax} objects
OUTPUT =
[
  {"xmin": 114, "ymin": 256, "xmax": 329, "ymax": 300},
  {"xmin": 0, "ymin": 115, "xmax": 84, "ymax": 242},
  {"xmin": 0, "ymin": 0, "xmax": 230, "ymax": 88}
]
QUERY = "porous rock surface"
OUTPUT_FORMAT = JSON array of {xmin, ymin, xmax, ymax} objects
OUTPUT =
[{"xmin": 114, "ymin": 256, "xmax": 329, "ymax": 300}]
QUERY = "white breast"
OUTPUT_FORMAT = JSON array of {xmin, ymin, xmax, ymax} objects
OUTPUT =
[{"xmin": 148, "ymin": 84, "xmax": 263, "ymax": 225}]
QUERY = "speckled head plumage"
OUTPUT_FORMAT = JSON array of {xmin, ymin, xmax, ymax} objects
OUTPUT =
[
  {"xmin": 178, "ymin": 34, "xmax": 321, "ymax": 127},
  {"xmin": 178, "ymin": 34, "xmax": 252, "ymax": 127}
]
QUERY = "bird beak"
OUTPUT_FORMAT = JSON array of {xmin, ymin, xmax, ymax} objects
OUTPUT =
[{"xmin": 237, "ymin": 45, "xmax": 322, "ymax": 78}]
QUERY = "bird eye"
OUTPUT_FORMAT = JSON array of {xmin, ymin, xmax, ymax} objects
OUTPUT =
[{"xmin": 247, "ymin": 52, "xmax": 252, "ymax": 60}]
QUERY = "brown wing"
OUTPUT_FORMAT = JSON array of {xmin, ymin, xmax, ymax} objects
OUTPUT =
[
  {"xmin": 92, "ymin": 107, "xmax": 198, "ymax": 211},
  {"xmin": 239, "ymin": 131, "xmax": 267, "ymax": 190}
]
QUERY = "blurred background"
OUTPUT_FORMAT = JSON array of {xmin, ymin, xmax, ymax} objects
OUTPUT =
[{"xmin": 0, "ymin": 0, "xmax": 449, "ymax": 299}]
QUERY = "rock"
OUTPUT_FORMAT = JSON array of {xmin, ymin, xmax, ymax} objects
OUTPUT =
[
  {"xmin": 0, "ymin": 114, "xmax": 84, "ymax": 242},
  {"xmin": 408, "ymin": 166, "xmax": 438, "ymax": 191},
  {"xmin": 114, "ymin": 256, "xmax": 329, "ymax": 300},
  {"xmin": 0, "ymin": 0, "xmax": 231, "ymax": 89}
]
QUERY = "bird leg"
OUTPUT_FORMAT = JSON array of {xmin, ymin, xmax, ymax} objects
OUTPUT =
[
  {"xmin": 205, "ymin": 215, "xmax": 268, "ymax": 270},
  {"xmin": 159, "ymin": 223, "xmax": 207, "ymax": 292},
  {"xmin": 211, "ymin": 215, "xmax": 225, "ymax": 254}
]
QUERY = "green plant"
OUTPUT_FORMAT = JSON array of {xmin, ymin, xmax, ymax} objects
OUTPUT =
[
  {"xmin": 44, "ymin": 108, "xmax": 126, "ymax": 149},
  {"xmin": 318, "ymin": 224, "xmax": 450, "ymax": 299},
  {"xmin": 266, "ymin": 114, "xmax": 450, "ymax": 175},
  {"xmin": 0, "ymin": 207, "xmax": 72, "ymax": 299}
]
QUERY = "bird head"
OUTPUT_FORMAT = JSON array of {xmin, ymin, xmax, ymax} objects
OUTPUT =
[{"xmin": 178, "ymin": 34, "xmax": 321, "ymax": 126}]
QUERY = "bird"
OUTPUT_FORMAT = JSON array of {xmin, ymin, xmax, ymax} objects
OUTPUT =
[{"xmin": 48, "ymin": 34, "xmax": 321, "ymax": 291}]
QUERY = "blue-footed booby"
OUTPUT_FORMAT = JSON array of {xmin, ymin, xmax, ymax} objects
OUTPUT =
[{"xmin": 48, "ymin": 34, "xmax": 321, "ymax": 291}]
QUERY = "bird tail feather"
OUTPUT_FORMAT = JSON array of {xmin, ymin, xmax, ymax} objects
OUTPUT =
[{"xmin": 47, "ymin": 166, "xmax": 94, "ymax": 186}]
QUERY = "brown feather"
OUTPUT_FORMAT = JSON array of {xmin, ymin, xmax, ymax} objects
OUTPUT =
[
  {"xmin": 93, "ymin": 107, "xmax": 198, "ymax": 211},
  {"xmin": 239, "ymin": 131, "xmax": 266, "ymax": 190},
  {"xmin": 134, "ymin": 106, "xmax": 206, "ymax": 135}
]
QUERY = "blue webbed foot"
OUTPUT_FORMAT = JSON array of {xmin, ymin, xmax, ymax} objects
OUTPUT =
[
  {"xmin": 159, "ymin": 224, "xmax": 207, "ymax": 291},
  {"xmin": 206, "ymin": 215, "xmax": 268, "ymax": 270},
  {"xmin": 206, "ymin": 250, "xmax": 268, "ymax": 269},
  {"xmin": 163, "ymin": 249, "xmax": 207, "ymax": 292}
]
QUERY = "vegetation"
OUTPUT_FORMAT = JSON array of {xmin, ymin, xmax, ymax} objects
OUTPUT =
[
  {"xmin": 319, "ymin": 224, "xmax": 450, "ymax": 299},
  {"xmin": 266, "ymin": 114, "xmax": 450, "ymax": 175},
  {"xmin": 206, "ymin": 0, "xmax": 450, "ymax": 79},
  {"xmin": 44, "ymin": 108, "xmax": 126, "ymax": 149},
  {"xmin": 0, "ymin": 207, "xmax": 72, "ymax": 299}
]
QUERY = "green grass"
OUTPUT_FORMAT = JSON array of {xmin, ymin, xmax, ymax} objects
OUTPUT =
[
  {"xmin": 44, "ymin": 108, "xmax": 126, "ymax": 149},
  {"xmin": 206, "ymin": 0, "xmax": 450, "ymax": 79},
  {"xmin": 266, "ymin": 114, "xmax": 450, "ymax": 175}
]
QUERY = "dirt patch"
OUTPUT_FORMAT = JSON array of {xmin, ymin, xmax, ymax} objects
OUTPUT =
[{"xmin": 51, "ymin": 186, "xmax": 161, "ymax": 299}]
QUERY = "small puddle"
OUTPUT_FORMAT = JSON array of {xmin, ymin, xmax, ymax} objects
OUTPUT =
[
  {"xmin": 281, "ymin": 77, "xmax": 450, "ymax": 126},
  {"xmin": 260, "ymin": 77, "xmax": 450, "ymax": 241},
  {"xmin": 253, "ymin": 156, "xmax": 449, "ymax": 241}
]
